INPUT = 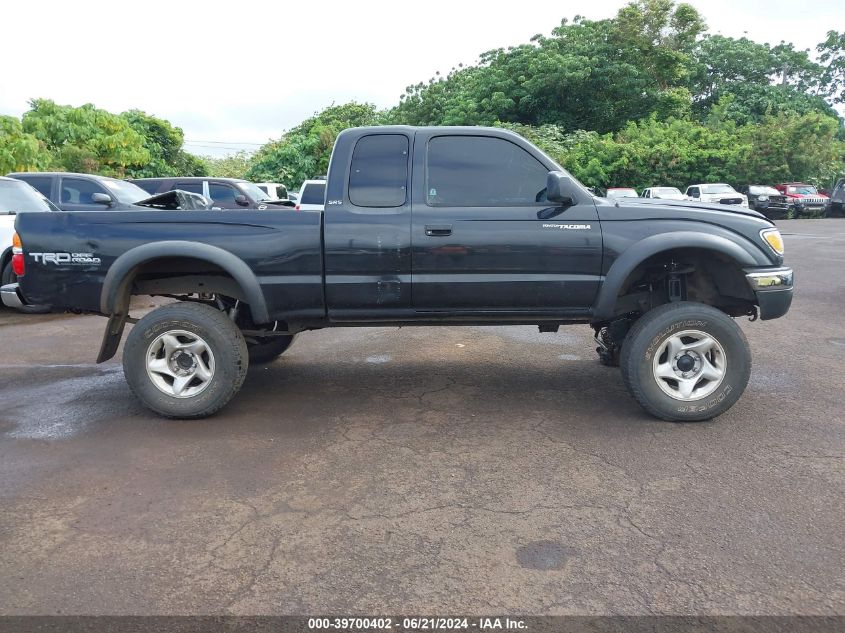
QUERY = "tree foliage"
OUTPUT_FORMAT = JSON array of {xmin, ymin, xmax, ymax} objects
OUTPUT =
[
  {"xmin": 1, "ymin": 100, "xmax": 206, "ymax": 178},
  {"xmin": 121, "ymin": 110, "xmax": 207, "ymax": 178},
  {"xmin": 0, "ymin": 115, "xmax": 47, "ymax": 173},
  {"xmin": 202, "ymin": 151, "xmax": 253, "ymax": 179},
  {"xmin": 246, "ymin": 102, "xmax": 382, "ymax": 188}
]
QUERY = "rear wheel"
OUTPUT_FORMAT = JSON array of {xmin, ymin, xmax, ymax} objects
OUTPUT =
[
  {"xmin": 123, "ymin": 302, "xmax": 248, "ymax": 418},
  {"xmin": 620, "ymin": 302, "xmax": 751, "ymax": 422},
  {"xmin": 247, "ymin": 335, "xmax": 296, "ymax": 364}
]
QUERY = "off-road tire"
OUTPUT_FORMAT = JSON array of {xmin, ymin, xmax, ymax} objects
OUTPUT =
[
  {"xmin": 123, "ymin": 302, "xmax": 248, "ymax": 418},
  {"xmin": 247, "ymin": 334, "xmax": 296, "ymax": 364},
  {"xmin": 620, "ymin": 302, "xmax": 751, "ymax": 422}
]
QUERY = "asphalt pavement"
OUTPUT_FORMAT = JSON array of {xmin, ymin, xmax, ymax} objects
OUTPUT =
[{"xmin": 0, "ymin": 219, "xmax": 842, "ymax": 615}]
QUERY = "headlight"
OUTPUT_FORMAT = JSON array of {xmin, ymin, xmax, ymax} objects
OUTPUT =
[
  {"xmin": 757, "ymin": 195, "xmax": 768, "ymax": 201},
  {"xmin": 760, "ymin": 228, "xmax": 784, "ymax": 256}
]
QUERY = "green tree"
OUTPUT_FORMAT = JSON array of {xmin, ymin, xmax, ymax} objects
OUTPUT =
[
  {"xmin": 818, "ymin": 30, "xmax": 845, "ymax": 104},
  {"xmin": 391, "ymin": 1, "xmax": 706, "ymax": 132},
  {"xmin": 0, "ymin": 116, "xmax": 49, "ymax": 173},
  {"xmin": 21, "ymin": 99, "xmax": 149, "ymax": 176},
  {"xmin": 247, "ymin": 102, "xmax": 382, "ymax": 187},
  {"xmin": 121, "ymin": 110, "xmax": 207, "ymax": 178},
  {"xmin": 203, "ymin": 151, "xmax": 252, "ymax": 179}
]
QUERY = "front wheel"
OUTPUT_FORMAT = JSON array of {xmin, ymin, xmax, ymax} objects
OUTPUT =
[
  {"xmin": 620, "ymin": 302, "xmax": 751, "ymax": 422},
  {"xmin": 123, "ymin": 302, "xmax": 249, "ymax": 418}
]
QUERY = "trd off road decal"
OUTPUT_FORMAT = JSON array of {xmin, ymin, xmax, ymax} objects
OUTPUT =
[{"xmin": 29, "ymin": 252, "xmax": 102, "ymax": 266}]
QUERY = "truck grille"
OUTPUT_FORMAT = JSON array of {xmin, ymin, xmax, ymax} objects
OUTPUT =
[
  {"xmin": 719, "ymin": 197, "xmax": 743, "ymax": 205},
  {"xmin": 799, "ymin": 196, "xmax": 827, "ymax": 206}
]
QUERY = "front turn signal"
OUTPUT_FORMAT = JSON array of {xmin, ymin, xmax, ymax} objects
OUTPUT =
[{"xmin": 760, "ymin": 228, "xmax": 784, "ymax": 256}]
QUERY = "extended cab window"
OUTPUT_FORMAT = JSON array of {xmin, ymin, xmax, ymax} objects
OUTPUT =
[
  {"xmin": 426, "ymin": 136, "xmax": 548, "ymax": 207},
  {"xmin": 17, "ymin": 175, "xmax": 52, "ymax": 198},
  {"xmin": 348, "ymin": 134, "xmax": 408, "ymax": 207}
]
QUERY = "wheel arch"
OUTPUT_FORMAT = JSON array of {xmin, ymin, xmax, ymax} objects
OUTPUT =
[
  {"xmin": 97, "ymin": 242, "xmax": 269, "ymax": 364},
  {"xmin": 100, "ymin": 241, "xmax": 269, "ymax": 323},
  {"xmin": 593, "ymin": 232, "xmax": 765, "ymax": 320}
]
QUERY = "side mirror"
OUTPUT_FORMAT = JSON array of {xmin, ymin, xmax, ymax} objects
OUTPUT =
[
  {"xmin": 546, "ymin": 171, "xmax": 576, "ymax": 205},
  {"xmin": 234, "ymin": 194, "xmax": 250, "ymax": 207},
  {"xmin": 91, "ymin": 192, "xmax": 113, "ymax": 205}
]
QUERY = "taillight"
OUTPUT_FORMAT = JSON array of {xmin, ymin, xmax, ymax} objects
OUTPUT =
[
  {"xmin": 295, "ymin": 204, "xmax": 301, "ymax": 211},
  {"xmin": 11, "ymin": 232, "xmax": 24, "ymax": 276}
]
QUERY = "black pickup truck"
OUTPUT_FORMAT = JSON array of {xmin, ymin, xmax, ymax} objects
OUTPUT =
[{"xmin": 2, "ymin": 126, "xmax": 793, "ymax": 422}]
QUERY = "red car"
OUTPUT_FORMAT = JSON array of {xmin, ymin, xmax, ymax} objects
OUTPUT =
[{"xmin": 774, "ymin": 183, "xmax": 829, "ymax": 215}]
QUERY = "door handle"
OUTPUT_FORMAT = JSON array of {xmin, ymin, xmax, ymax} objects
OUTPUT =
[{"xmin": 425, "ymin": 224, "xmax": 452, "ymax": 237}]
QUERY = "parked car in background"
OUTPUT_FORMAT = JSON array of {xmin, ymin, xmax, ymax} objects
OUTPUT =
[
  {"xmin": 641, "ymin": 187, "xmax": 686, "ymax": 200},
  {"xmin": 604, "ymin": 187, "xmax": 638, "ymax": 200},
  {"xmin": 255, "ymin": 182, "xmax": 288, "ymax": 200},
  {"xmin": 685, "ymin": 183, "xmax": 748, "ymax": 208},
  {"xmin": 8, "ymin": 172, "xmax": 153, "ymax": 211},
  {"xmin": 296, "ymin": 179, "xmax": 326, "ymax": 210},
  {"xmin": 287, "ymin": 191, "xmax": 300, "ymax": 205},
  {"xmin": 131, "ymin": 177, "xmax": 294, "ymax": 209},
  {"xmin": 738, "ymin": 185, "xmax": 791, "ymax": 219},
  {"xmin": 829, "ymin": 178, "xmax": 845, "ymax": 217},
  {"xmin": 0, "ymin": 177, "xmax": 56, "ymax": 312},
  {"xmin": 774, "ymin": 182, "xmax": 829, "ymax": 216}
]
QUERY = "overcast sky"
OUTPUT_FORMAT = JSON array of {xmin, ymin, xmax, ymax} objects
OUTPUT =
[{"xmin": 2, "ymin": 0, "xmax": 841, "ymax": 156}]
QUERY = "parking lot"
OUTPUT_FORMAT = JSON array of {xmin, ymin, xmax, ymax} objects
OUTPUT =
[{"xmin": 0, "ymin": 219, "xmax": 842, "ymax": 615}]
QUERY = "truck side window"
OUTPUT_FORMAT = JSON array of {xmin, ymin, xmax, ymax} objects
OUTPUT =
[
  {"xmin": 172, "ymin": 182, "xmax": 204, "ymax": 195},
  {"xmin": 348, "ymin": 134, "xmax": 408, "ymax": 208},
  {"xmin": 61, "ymin": 178, "xmax": 107, "ymax": 204},
  {"xmin": 426, "ymin": 136, "xmax": 548, "ymax": 207}
]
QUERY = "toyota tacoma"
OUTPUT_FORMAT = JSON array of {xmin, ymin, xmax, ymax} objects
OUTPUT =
[{"xmin": 2, "ymin": 126, "xmax": 793, "ymax": 422}]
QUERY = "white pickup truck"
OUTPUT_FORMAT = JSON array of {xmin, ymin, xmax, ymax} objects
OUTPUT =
[{"xmin": 685, "ymin": 183, "xmax": 749, "ymax": 208}]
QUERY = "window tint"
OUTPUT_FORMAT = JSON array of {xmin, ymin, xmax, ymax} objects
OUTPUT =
[
  {"xmin": 349, "ymin": 134, "xmax": 408, "ymax": 207},
  {"xmin": 172, "ymin": 182, "xmax": 204, "ymax": 194},
  {"xmin": 426, "ymin": 136, "xmax": 548, "ymax": 207},
  {"xmin": 61, "ymin": 178, "xmax": 107, "ymax": 204},
  {"xmin": 16, "ymin": 175, "xmax": 52, "ymax": 198},
  {"xmin": 208, "ymin": 183, "xmax": 237, "ymax": 205},
  {"xmin": 300, "ymin": 182, "xmax": 326, "ymax": 205}
]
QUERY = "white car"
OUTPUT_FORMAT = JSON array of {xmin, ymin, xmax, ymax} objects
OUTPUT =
[
  {"xmin": 255, "ymin": 182, "xmax": 288, "ymax": 200},
  {"xmin": 1, "ymin": 176, "xmax": 57, "ymax": 311},
  {"xmin": 641, "ymin": 186, "xmax": 687, "ymax": 201},
  {"xmin": 685, "ymin": 183, "xmax": 748, "ymax": 208},
  {"xmin": 296, "ymin": 179, "xmax": 326, "ymax": 211}
]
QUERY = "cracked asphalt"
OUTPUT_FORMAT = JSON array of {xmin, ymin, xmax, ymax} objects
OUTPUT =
[{"xmin": 0, "ymin": 219, "xmax": 843, "ymax": 615}]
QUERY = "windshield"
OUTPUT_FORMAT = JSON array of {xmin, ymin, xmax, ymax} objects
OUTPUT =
[
  {"xmin": 0, "ymin": 180, "xmax": 59, "ymax": 212},
  {"xmin": 701, "ymin": 184, "xmax": 737, "ymax": 194},
  {"xmin": 102, "ymin": 179, "xmax": 154, "ymax": 204},
  {"xmin": 653, "ymin": 187, "xmax": 685, "ymax": 199},
  {"xmin": 237, "ymin": 181, "xmax": 276, "ymax": 202},
  {"xmin": 606, "ymin": 188, "xmax": 638, "ymax": 199},
  {"xmin": 787, "ymin": 185, "xmax": 818, "ymax": 195},
  {"xmin": 750, "ymin": 186, "xmax": 781, "ymax": 196}
]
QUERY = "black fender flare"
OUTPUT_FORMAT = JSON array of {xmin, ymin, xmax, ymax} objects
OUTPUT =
[
  {"xmin": 97, "ymin": 241, "xmax": 270, "ymax": 363},
  {"xmin": 592, "ymin": 231, "xmax": 766, "ymax": 320},
  {"xmin": 100, "ymin": 240, "xmax": 270, "ymax": 322}
]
